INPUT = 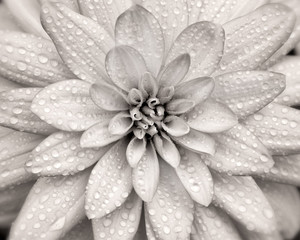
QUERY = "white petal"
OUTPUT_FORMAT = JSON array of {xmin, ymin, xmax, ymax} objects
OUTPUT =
[
  {"xmin": 166, "ymin": 98, "xmax": 195, "ymax": 115},
  {"xmin": 0, "ymin": 4, "xmax": 21, "ymax": 31},
  {"xmin": 126, "ymin": 137, "xmax": 146, "ymax": 168},
  {"xmin": 108, "ymin": 112, "xmax": 133, "ymax": 135},
  {"xmin": 162, "ymin": 116, "xmax": 190, "ymax": 137},
  {"xmin": 115, "ymin": 5, "xmax": 164, "ymax": 77},
  {"xmin": 61, "ymin": 218, "xmax": 93, "ymax": 240},
  {"xmin": 85, "ymin": 139, "xmax": 132, "ymax": 219}
]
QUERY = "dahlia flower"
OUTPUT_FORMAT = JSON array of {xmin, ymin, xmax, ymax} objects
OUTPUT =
[{"xmin": 0, "ymin": 0, "xmax": 300, "ymax": 240}]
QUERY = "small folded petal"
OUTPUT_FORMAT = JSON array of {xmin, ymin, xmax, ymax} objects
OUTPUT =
[
  {"xmin": 153, "ymin": 133, "xmax": 180, "ymax": 168},
  {"xmin": 115, "ymin": 5, "xmax": 164, "ymax": 77},
  {"xmin": 215, "ymin": 3, "xmax": 296, "ymax": 75},
  {"xmin": 126, "ymin": 137, "xmax": 146, "ymax": 168},
  {"xmin": 41, "ymin": 1, "xmax": 114, "ymax": 82},
  {"xmin": 78, "ymin": 0, "xmax": 132, "ymax": 37},
  {"xmin": 167, "ymin": 21, "xmax": 224, "ymax": 80},
  {"xmin": 183, "ymin": 99, "xmax": 238, "ymax": 133},
  {"xmin": 162, "ymin": 116, "xmax": 190, "ymax": 137},
  {"xmin": 258, "ymin": 154, "xmax": 300, "ymax": 186},
  {"xmin": 61, "ymin": 218, "xmax": 93, "ymax": 240},
  {"xmin": 0, "ymin": 181, "xmax": 34, "ymax": 227},
  {"xmin": 203, "ymin": 124, "xmax": 273, "ymax": 175},
  {"xmin": 85, "ymin": 139, "xmax": 132, "ymax": 219},
  {"xmin": 257, "ymin": 180, "xmax": 300, "ymax": 239},
  {"xmin": 212, "ymin": 71, "xmax": 286, "ymax": 118},
  {"xmin": 106, "ymin": 46, "xmax": 148, "ymax": 91},
  {"xmin": 145, "ymin": 161, "xmax": 194, "ymax": 240},
  {"xmin": 157, "ymin": 86, "xmax": 175, "ymax": 105},
  {"xmin": 243, "ymin": 103, "xmax": 300, "ymax": 155},
  {"xmin": 9, "ymin": 170, "xmax": 90, "ymax": 240},
  {"xmin": 0, "ymin": 31, "xmax": 74, "ymax": 87},
  {"xmin": 176, "ymin": 148, "xmax": 213, "ymax": 206},
  {"xmin": 92, "ymin": 190, "xmax": 142, "ymax": 240},
  {"xmin": 0, "ymin": 88, "xmax": 57, "ymax": 135},
  {"xmin": 269, "ymin": 56, "xmax": 300, "ymax": 106},
  {"xmin": 132, "ymin": 142, "xmax": 159, "ymax": 202},
  {"xmin": 174, "ymin": 77, "xmax": 215, "ymax": 105},
  {"xmin": 80, "ymin": 120, "xmax": 125, "ymax": 148},
  {"xmin": 191, "ymin": 204, "xmax": 242, "ymax": 240},
  {"xmin": 27, "ymin": 131, "xmax": 111, "ymax": 176},
  {"xmin": 4, "ymin": 0, "xmax": 48, "ymax": 38},
  {"xmin": 212, "ymin": 172, "xmax": 276, "ymax": 234},
  {"xmin": 31, "ymin": 80, "xmax": 106, "ymax": 132},
  {"xmin": 158, "ymin": 54, "xmax": 191, "ymax": 86},
  {"xmin": 166, "ymin": 98, "xmax": 195, "ymax": 115},
  {"xmin": 108, "ymin": 112, "xmax": 133, "ymax": 135},
  {"xmin": 90, "ymin": 82, "xmax": 129, "ymax": 111},
  {"xmin": 172, "ymin": 129, "xmax": 216, "ymax": 155}
]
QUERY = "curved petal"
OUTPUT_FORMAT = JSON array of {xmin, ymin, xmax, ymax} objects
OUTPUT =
[
  {"xmin": 0, "ymin": 76, "xmax": 23, "ymax": 91},
  {"xmin": 115, "ymin": 5, "xmax": 164, "ymax": 77},
  {"xmin": 145, "ymin": 160, "xmax": 194, "ymax": 240},
  {"xmin": 215, "ymin": 3, "xmax": 296, "ymax": 75},
  {"xmin": 9, "ymin": 170, "xmax": 90, "ymax": 240},
  {"xmin": 212, "ymin": 173, "xmax": 276, "ymax": 234},
  {"xmin": 108, "ymin": 112, "xmax": 133, "ymax": 135},
  {"xmin": 0, "ymin": 88, "xmax": 57, "ymax": 135},
  {"xmin": 158, "ymin": 54, "xmax": 191, "ymax": 87},
  {"xmin": 166, "ymin": 98, "xmax": 195, "ymax": 115},
  {"xmin": 176, "ymin": 148, "xmax": 213, "ymax": 206},
  {"xmin": 126, "ymin": 137, "xmax": 146, "ymax": 168},
  {"xmin": 0, "ymin": 4, "xmax": 21, "ymax": 31},
  {"xmin": 269, "ymin": 56, "xmax": 300, "ymax": 106},
  {"xmin": 213, "ymin": 71, "xmax": 286, "ymax": 118},
  {"xmin": 132, "ymin": 141, "xmax": 159, "ymax": 202},
  {"xmin": 138, "ymin": 72, "xmax": 158, "ymax": 98},
  {"xmin": 31, "ymin": 80, "xmax": 106, "ymax": 132},
  {"xmin": 172, "ymin": 129, "xmax": 216, "ymax": 155},
  {"xmin": 191, "ymin": 204, "xmax": 242, "ymax": 240},
  {"xmin": 153, "ymin": 133, "xmax": 180, "ymax": 168},
  {"xmin": 243, "ymin": 103, "xmax": 300, "ymax": 155},
  {"xmin": 106, "ymin": 46, "xmax": 147, "ymax": 91},
  {"xmin": 203, "ymin": 124, "xmax": 273, "ymax": 175},
  {"xmin": 27, "ymin": 131, "xmax": 111, "ymax": 176},
  {"xmin": 162, "ymin": 116, "xmax": 190, "ymax": 137},
  {"xmin": 183, "ymin": 99, "xmax": 238, "ymax": 134},
  {"xmin": 85, "ymin": 139, "xmax": 132, "ymax": 219},
  {"xmin": 61, "ymin": 218, "xmax": 93, "ymax": 240},
  {"xmin": 166, "ymin": 21, "xmax": 224, "ymax": 80},
  {"xmin": 92, "ymin": 190, "xmax": 142, "ymax": 240},
  {"xmin": 0, "ymin": 31, "xmax": 74, "ymax": 87},
  {"xmin": 41, "ymin": 1, "xmax": 113, "ymax": 82}
]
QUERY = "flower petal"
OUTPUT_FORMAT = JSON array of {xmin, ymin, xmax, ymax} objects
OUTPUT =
[
  {"xmin": 80, "ymin": 120, "xmax": 124, "ymax": 148},
  {"xmin": 257, "ymin": 180, "xmax": 300, "ymax": 239},
  {"xmin": 61, "ymin": 218, "xmax": 93, "ymax": 240},
  {"xmin": 176, "ymin": 148, "xmax": 213, "ymax": 206},
  {"xmin": 90, "ymin": 82, "xmax": 129, "ymax": 111},
  {"xmin": 243, "ymin": 103, "xmax": 300, "ymax": 155},
  {"xmin": 132, "ymin": 141, "xmax": 159, "ymax": 202},
  {"xmin": 213, "ymin": 71, "xmax": 286, "ymax": 118},
  {"xmin": 162, "ymin": 116, "xmax": 190, "ymax": 137},
  {"xmin": 85, "ymin": 139, "xmax": 132, "ymax": 219},
  {"xmin": 269, "ymin": 56, "xmax": 300, "ymax": 106},
  {"xmin": 174, "ymin": 77, "xmax": 215, "ymax": 105},
  {"xmin": 108, "ymin": 112, "xmax": 133, "ymax": 135},
  {"xmin": 106, "ymin": 46, "xmax": 148, "ymax": 91},
  {"xmin": 41, "ymin": 1, "xmax": 114, "ymax": 82},
  {"xmin": 78, "ymin": 0, "xmax": 132, "ymax": 37},
  {"xmin": 212, "ymin": 172, "xmax": 276, "ymax": 234},
  {"xmin": 138, "ymin": 72, "xmax": 158, "ymax": 98},
  {"xmin": 0, "ymin": 88, "xmax": 57, "ymax": 135},
  {"xmin": 0, "ymin": 31, "xmax": 74, "ymax": 87},
  {"xmin": 191, "ymin": 204, "xmax": 241, "ymax": 240},
  {"xmin": 0, "ymin": 76, "xmax": 22, "ymax": 91},
  {"xmin": 115, "ymin": 5, "xmax": 164, "ymax": 77},
  {"xmin": 158, "ymin": 54, "xmax": 191, "ymax": 87},
  {"xmin": 92, "ymin": 190, "xmax": 142, "ymax": 240},
  {"xmin": 145, "ymin": 160, "xmax": 194, "ymax": 240},
  {"xmin": 31, "ymin": 80, "xmax": 105, "ymax": 132},
  {"xmin": 183, "ymin": 99, "xmax": 238, "ymax": 133},
  {"xmin": 0, "ymin": 4, "xmax": 21, "ymax": 31},
  {"xmin": 153, "ymin": 133, "xmax": 181, "ymax": 168},
  {"xmin": 215, "ymin": 3, "xmax": 296, "ymax": 75},
  {"xmin": 203, "ymin": 124, "xmax": 273, "ymax": 175},
  {"xmin": 9, "ymin": 170, "xmax": 90, "ymax": 240},
  {"xmin": 126, "ymin": 137, "xmax": 146, "ymax": 168},
  {"xmin": 237, "ymin": 223, "xmax": 282, "ymax": 240},
  {"xmin": 166, "ymin": 21, "xmax": 224, "ymax": 80},
  {"xmin": 172, "ymin": 129, "xmax": 216, "ymax": 155},
  {"xmin": 4, "ymin": 0, "xmax": 48, "ymax": 38},
  {"xmin": 166, "ymin": 98, "xmax": 195, "ymax": 115},
  {"xmin": 27, "ymin": 131, "xmax": 111, "ymax": 176}
]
